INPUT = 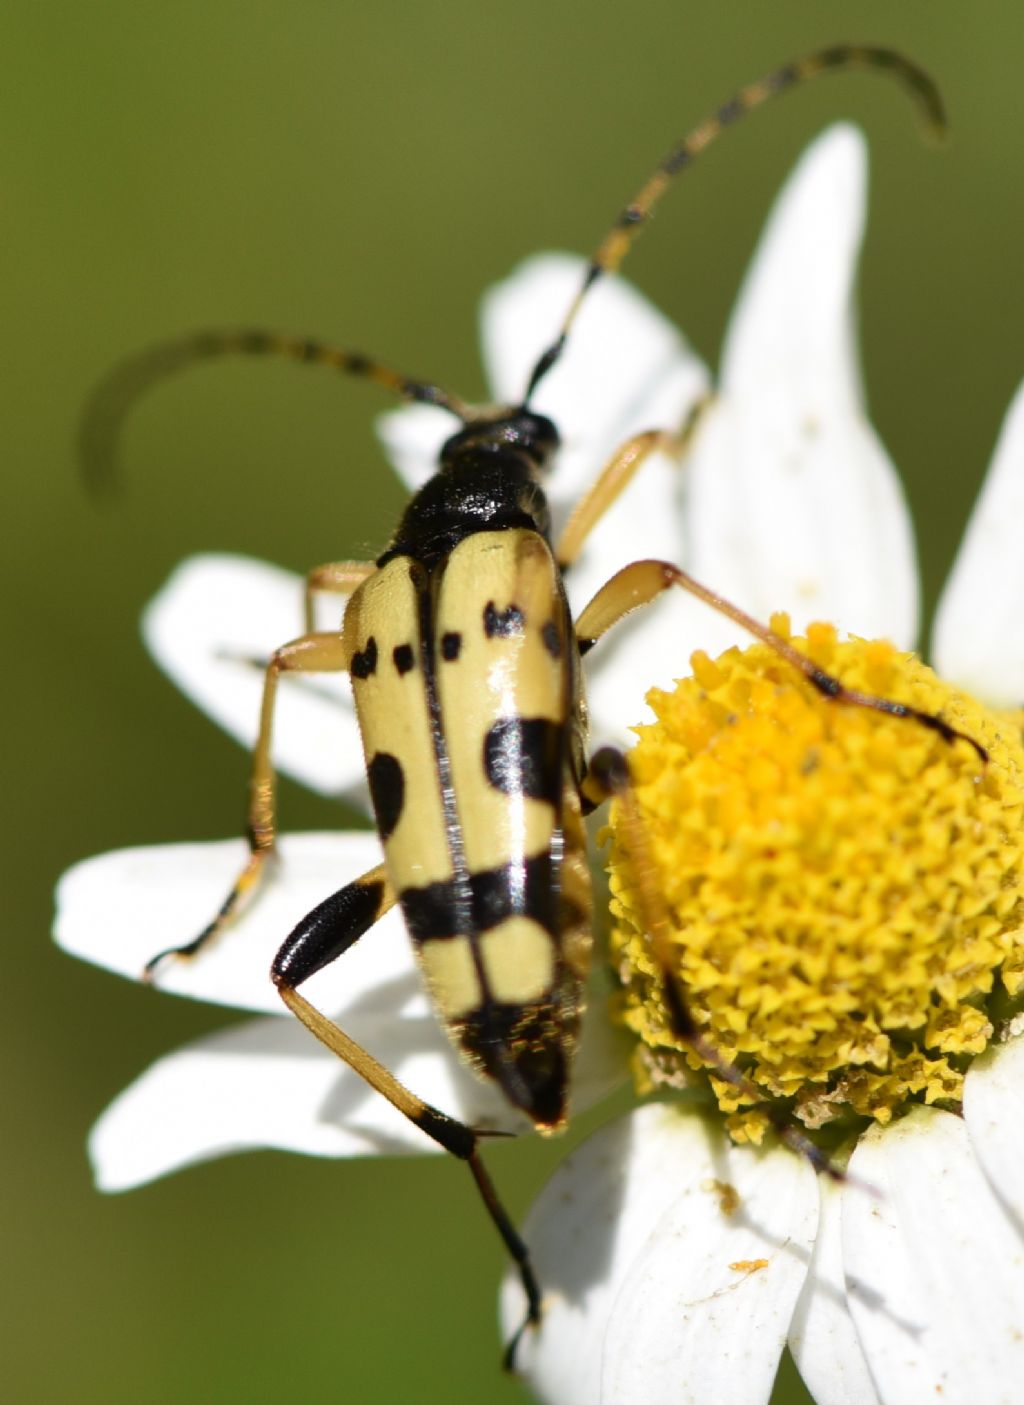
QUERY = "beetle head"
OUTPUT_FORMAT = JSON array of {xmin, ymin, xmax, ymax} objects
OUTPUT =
[{"xmin": 440, "ymin": 406, "xmax": 559, "ymax": 475}]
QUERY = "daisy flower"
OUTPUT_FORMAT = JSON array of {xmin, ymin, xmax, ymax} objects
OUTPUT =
[
  {"xmin": 499, "ymin": 137, "xmax": 1024, "ymax": 1404},
  {"xmin": 54, "ymin": 122, "xmax": 1024, "ymax": 1402}
]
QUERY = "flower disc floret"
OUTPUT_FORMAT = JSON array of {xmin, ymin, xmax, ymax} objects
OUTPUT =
[{"xmin": 607, "ymin": 618, "xmax": 1024, "ymax": 1142}]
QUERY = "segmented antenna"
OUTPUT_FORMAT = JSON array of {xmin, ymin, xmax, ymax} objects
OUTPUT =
[
  {"xmin": 80, "ymin": 329, "xmax": 470, "ymax": 493},
  {"xmin": 524, "ymin": 44, "xmax": 946, "ymax": 403}
]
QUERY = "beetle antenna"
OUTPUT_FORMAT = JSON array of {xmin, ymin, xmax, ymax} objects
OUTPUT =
[
  {"xmin": 81, "ymin": 329, "xmax": 471, "ymax": 494},
  {"xmin": 523, "ymin": 43, "xmax": 946, "ymax": 403}
]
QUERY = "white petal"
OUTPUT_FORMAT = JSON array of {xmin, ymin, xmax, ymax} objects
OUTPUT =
[
  {"xmin": 962, "ymin": 1034, "xmax": 1024, "ymax": 1224},
  {"xmin": 376, "ymin": 402, "xmax": 458, "ymax": 493},
  {"xmin": 932, "ymin": 378, "xmax": 1024, "ymax": 706},
  {"xmin": 502, "ymin": 1103, "xmax": 817, "ymax": 1405},
  {"xmin": 788, "ymin": 1172, "xmax": 879, "ymax": 1405},
  {"xmin": 90, "ymin": 1011, "xmax": 512, "ymax": 1190},
  {"xmin": 90, "ymin": 984, "xmax": 628, "ymax": 1192},
  {"xmin": 684, "ymin": 125, "xmax": 919, "ymax": 658},
  {"xmin": 502, "ymin": 1103, "xmax": 698, "ymax": 1405},
  {"xmin": 844, "ymin": 1107, "xmax": 1024, "ymax": 1404},
  {"xmin": 143, "ymin": 554, "xmax": 366, "ymax": 796},
  {"xmin": 55, "ymin": 832, "xmax": 428, "ymax": 1017}
]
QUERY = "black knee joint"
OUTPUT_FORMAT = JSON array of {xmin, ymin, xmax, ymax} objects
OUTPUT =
[
  {"xmin": 663, "ymin": 976, "xmax": 697, "ymax": 1041},
  {"xmin": 588, "ymin": 745, "xmax": 630, "ymax": 798},
  {"xmin": 419, "ymin": 1107, "xmax": 476, "ymax": 1160},
  {"xmin": 810, "ymin": 669, "xmax": 842, "ymax": 698}
]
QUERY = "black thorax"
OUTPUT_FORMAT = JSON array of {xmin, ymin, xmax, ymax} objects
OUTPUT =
[{"xmin": 377, "ymin": 409, "xmax": 559, "ymax": 570}]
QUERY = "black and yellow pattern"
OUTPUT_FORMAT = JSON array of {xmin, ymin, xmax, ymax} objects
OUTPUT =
[{"xmin": 344, "ymin": 528, "xmax": 591, "ymax": 1129}]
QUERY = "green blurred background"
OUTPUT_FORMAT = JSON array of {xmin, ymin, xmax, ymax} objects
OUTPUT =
[{"xmin": 5, "ymin": 2, "xmax": 1022, "ymax": 1401}]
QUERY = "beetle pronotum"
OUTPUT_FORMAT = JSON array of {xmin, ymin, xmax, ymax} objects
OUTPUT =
[{"xmin": 84, "ymin": 45, "xmax": 983, "ymax": 1362}]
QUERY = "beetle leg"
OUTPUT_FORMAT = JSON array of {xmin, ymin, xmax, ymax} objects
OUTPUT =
[
  {"xmin": 582, "ymin": 746, "xmax": 849, "ymax": 1181},
  {"xmin": 269, "ymin": 860, "xmax": 395, "ymax": 983},
  {"xmin": 303, "ymin": 559, "xmax": 376, "ymax": 633},
  {"xmin": 575, "ymin": 559, "xmax": 986, "ymax": 758},
  {"xmin": 144, "ymin": 631, "xmax": 353, "ymax": 980},
  {"xmin": 554, "ymin": 395, "xmax": 710, "ymax": 569},
  {"xmin": 271, "ymin": 887, "xmax": 543, "ymax": 1366}
]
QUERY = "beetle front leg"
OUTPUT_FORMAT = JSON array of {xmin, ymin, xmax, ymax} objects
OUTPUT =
[
  {"xmin": 144, "ymin": 630, "xmax": 352, "ymax": 980},
  {"xmin": 554, "ymin": 395, "xmax": 711, "ymax": 569},
  {"xmin": 576, "ymin": 560, "xmax": 985, "ymax": 759}
]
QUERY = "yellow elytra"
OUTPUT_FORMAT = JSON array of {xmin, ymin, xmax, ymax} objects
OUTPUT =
[{"xmin": 343, "ymin": 528, "xmax": 591, "ymax": 1124}]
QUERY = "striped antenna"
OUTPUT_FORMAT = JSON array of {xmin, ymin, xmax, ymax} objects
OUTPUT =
[
  {"xmin": 523, "ymin": 44, "xmax": 946, "ymax": 403},
  {"xmin": 80, "ymin": 328, "xmax": 470, "ymax": 494}
]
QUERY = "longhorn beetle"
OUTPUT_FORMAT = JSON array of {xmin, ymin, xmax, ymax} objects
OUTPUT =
[{"xmin": 84, "ymin": 46, "xmax": 984, "ymax": 1363}]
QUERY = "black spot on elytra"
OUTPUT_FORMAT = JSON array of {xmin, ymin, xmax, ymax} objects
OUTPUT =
[
  {"xmin": 541, "ymin": 621, "xmax": 561, "ymax": 659},
  {"xmin": 392, "ymin": 643, "xmax": 415, "ymax": 675},
  {"xmin": 484, "ymin": 600, "xmax": 525, "ymax": 638},
  {"xmin": 367, "ymin": 751, "xmax": 404, "ymax": 840},
  {"xmin": 441, "ymin": 631, "xmax": 462, "ymax": 661},
  {"xmin": 351, "ymin": 636, "xmax": 378, "ymax": 679},
  {"xmin": 483, "ymin": 717, "xmax": 561, "ymax": 805}
]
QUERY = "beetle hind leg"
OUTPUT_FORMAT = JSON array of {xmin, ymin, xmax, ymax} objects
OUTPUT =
[{"xmin": 271, "ymin": 870, "xmax": 543, "ymax": 1367}]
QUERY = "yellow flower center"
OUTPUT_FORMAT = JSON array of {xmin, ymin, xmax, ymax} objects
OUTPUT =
[{"xmin": 606, "ymin": 618, "xmax": 1024, "ymax": 1145}]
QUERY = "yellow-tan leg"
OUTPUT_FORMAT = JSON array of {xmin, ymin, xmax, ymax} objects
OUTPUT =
[
  {"xmin": 575, "ymin": 559, "xmax": 986, "ymax": 758},
  {"xmin": 303, "ymin": 560, "xmax": 376, "ymax": 633},
  {"xmin": 582, "ymin": 746, "xmax": 851, "ymax": 1180},
  {"xmin": 144, "ymin": 630, "xmax": 352, "ymax": 979},
  {"xmin": 273, "ymin": 985, "xmax": 541, "ymax": 1364},
  {"xmin": 554, "ymin": 396, "xmax": 710, "ymax": 569}
]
